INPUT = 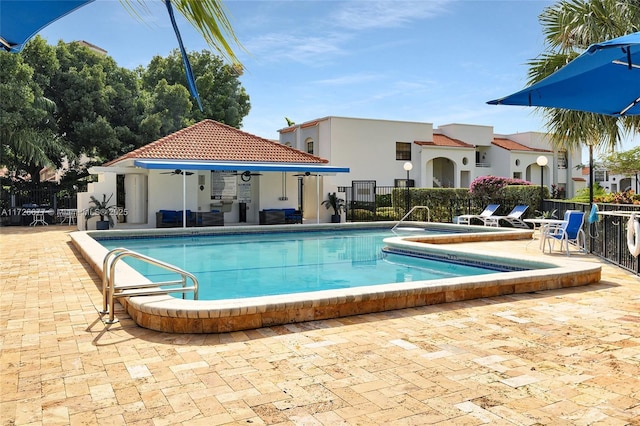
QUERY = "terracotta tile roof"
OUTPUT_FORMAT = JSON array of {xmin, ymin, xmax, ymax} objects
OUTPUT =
[
  {"xmin": 416, "ymin": 134, "xmax": 474, "ymax": 148},
  {"xmin": 105, "ymin": 119, "xmax": 328, "ymax": 166},
  {"xmin": 492, "ymin": 137, "xmax": 552, "ymax": 152}
]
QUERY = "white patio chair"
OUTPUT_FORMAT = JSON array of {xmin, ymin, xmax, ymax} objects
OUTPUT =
[{"xmin": 542, "ymin": 210, "xmax": 586, "ymax": 256}]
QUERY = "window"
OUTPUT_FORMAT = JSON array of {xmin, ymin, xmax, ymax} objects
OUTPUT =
[
  {"xmin": 306, "ymin": 140, "xmax": 314, "ymax": 154},
  {"xmin": 513, "ymin": 172, "xmax": 522, "ymax": 179},
  {"xmin": 394, "ymin": 178, "xmax": 415, "ymax": 187},
  {"xmin": 557, "ymin": 151, "xmax": 567, "ymax": 169},
  {"xmin": 396, "ymin": 142, "xmax": 411, "ymax": 160}
]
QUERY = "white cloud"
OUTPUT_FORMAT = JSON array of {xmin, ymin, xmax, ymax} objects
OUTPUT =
[
  {"xmin": 243, "ymin": 32, "xmax": 348, "ymax": 64},
  {"xmin": 313, "ymin": 72, "xmax": 385, "ymax": 85},
  {"xmin": 331, "ymin": 1, "xmax": 452, "ymax": 31}
]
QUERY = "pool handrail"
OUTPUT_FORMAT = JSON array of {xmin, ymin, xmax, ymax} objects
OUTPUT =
[
  {"xmin": 102, "ymin": 247, "xmax": 199, "ymax": 324},
  {"xmin": 392, "ymin": 206, "xmax": 431, "ymax": 231}
]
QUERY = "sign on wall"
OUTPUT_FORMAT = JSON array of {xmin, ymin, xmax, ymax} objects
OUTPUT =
[
  {"xmin": 238, "ymin": 183, "xmax": 251, "ymax": 203},
  {"xmin": 211, "ymin": 171, "xmax": 237, "ymax": 199}
]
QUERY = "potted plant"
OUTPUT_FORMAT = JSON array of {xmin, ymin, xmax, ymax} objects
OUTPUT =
[
  {"xmin": 322, "ymin": 192, "xmax": 345, "ymax": 223},
  {"xmin": 85, "ymin": 193, "xmax": 116, "ymax": 230}
]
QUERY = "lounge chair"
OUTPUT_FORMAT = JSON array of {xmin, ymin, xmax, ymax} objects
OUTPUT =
[
  {"xmin": 483, "ymin": 205, "xmax": 529, "ymax": 228},
  {"xmin": 457, "ymin": 204, "xmax": 500, "ymax": 226},
  {"xmin": 542, "ymin": 210, "xmax": 586, "ymax": 255}
]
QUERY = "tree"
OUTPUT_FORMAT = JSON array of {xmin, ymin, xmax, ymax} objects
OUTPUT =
[
  {"xmin": 602, "ymin": 146, "xmax": 640, "ymax": 193},
  {"xmin": 602, "ymin": 146, "xmax": 640, "ymax": 175},
  {"xmin": 47, "ymin": 40, "xmax": 143, "ymax": 160},
  {"xmin": 140, "ymin": 79, "xmax": 193, "ymax": 140},
  {"xmin": 0, "ymin": 48, "xmax": 71, "ymax": 184},
  {"xmin": 527, "ymin": 0, "xmax": 640, "ymax": 201},
  {"xmin": 141, "ymin": 49, "xmax": 250, "ymax": 127}
]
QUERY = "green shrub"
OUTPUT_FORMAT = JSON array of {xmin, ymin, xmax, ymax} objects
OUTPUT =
[
  {"xmin": 348, "ymin": 209, "xmax": 374, "ymax": 221},
  {"xmin": 571, "ymin": 183, "xmax": 606, "ymax": 203},
  {"xmin": 593, "ymin": 189, "xmax": 639, "ymax": 204},
  {"xmin": 376, "ymin": 193, "xmax": 392, "ymax": 207},
  {"xmin": 376, "ymin": 207, "xmax": 400, "ymax": 220}
]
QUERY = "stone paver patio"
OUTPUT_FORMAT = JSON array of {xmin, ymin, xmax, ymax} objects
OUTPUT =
[{"xmin": 1, "ymin": 225, "xmax": 639, "ymax": 425}]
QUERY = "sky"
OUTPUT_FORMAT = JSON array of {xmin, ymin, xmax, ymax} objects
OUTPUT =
[{"xmin": 37, "ymin": 0, "xmax": 632, "ymax": 159}]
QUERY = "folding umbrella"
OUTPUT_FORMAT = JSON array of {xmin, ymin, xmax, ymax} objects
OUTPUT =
[
  {"xmin": 0, "ymin": 0, "xmax": 202, "ymax": 109},
  {"xmin": 488, "ymin": 32, "xmax": 640, "ymax": 116},
  {"xmin": 488, "ymin": 31, "xmax": 640, "ymax": 206}
]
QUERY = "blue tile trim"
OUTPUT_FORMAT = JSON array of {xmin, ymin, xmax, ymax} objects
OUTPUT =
[{"xmin": 381, "ymin": 247, "xmax": 529, "ymax": 272}]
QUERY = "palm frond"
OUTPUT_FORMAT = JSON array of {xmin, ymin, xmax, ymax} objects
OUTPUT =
[
  {"xmin": 119, "ymin": 0, "xmax": 244, "ymax": 66},
  {"xmin": 2, "ymin": 128, "xmax": 72, "ymax": 167},
  {"xmin": 539, "ymin": 108, "xmax": 623, "ymax": 152}
]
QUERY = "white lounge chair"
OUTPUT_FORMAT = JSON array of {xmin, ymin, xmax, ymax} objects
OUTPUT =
[
  {"xmin": 457, "ymin": 204, "xmax": 500, "ymax": 226},
  {"xmin": 483, "ymin": 205, "xmax": 529, "ymax": 228}
]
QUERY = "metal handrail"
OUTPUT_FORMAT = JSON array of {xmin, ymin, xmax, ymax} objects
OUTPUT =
[
  {"xmin": 392, "ymin": 205, "xmax": 431, "ymax": 231},
  {"xmin": 101, "ymin": 248, "xmax": 129, "ymax": 314},
  {"xmin": 102, "ymin": 248, "xmax": 199, "ymax": 324},
  {"xmin": 597, "ymin": 211, "xmax": 636, "ymax": 218}
]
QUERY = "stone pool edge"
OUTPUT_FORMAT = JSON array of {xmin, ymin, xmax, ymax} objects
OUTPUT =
[{"xmin": 70, "ymin": 223, "xmax": 601, "ymax": 334}]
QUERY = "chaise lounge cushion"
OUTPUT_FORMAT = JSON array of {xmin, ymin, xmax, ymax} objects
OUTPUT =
[
  {"xmin": 159, "ymin": 210, "xmax": 179, "ymax": 224},
  {"xmin": 283, "ymin": 208, "xmax": 302, "ymax": 224},
  {"xmin": 156, "ymin": 210, "xmax": 195, "ymax": 227}
]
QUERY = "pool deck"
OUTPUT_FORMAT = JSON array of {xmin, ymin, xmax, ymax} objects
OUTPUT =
[{"xmin": 2, "ymin": 225, "xmax": 639, "ymax": 425}]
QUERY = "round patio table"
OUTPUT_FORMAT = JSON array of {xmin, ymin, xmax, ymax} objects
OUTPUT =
[{"xmin": 523, "ymin": 218, "xmax": 567, "ymax": 249}]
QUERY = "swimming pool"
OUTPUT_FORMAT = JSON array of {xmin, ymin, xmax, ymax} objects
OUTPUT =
[
  {"xmin": 71, "ymin": 222, "xmax": 601, "ymax": 333},
  {"xmin": 98, "ymin": 229, "xmax": 518, "ymax": 300}
]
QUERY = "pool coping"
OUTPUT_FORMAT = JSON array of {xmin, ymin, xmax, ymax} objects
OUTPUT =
[{"xmin": 71, "ymin": 222, "xmax": 601, "ymax": 333}]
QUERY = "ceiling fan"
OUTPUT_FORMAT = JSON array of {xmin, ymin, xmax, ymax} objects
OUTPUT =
[
  {"xmin": 234, "ymin": 170, "xmax": 262, "ymax": 181},
  {"xmin": 161, "ymin": 169, "xmax": 194, "ymax": 176}
]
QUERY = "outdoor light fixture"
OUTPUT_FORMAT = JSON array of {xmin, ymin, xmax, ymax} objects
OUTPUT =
[
  {"xmin": 403, "ymin": 162, "xmax": 413, "ymax": 214},
  {"xmin": 536, "ymin": 156, "xmax": 548, "ymax": 211}
]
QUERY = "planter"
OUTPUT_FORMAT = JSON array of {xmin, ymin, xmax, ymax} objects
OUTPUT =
[
  {"xmin": 96, "ymin": 220, "xmax": 110, "ymax": 230},
  {"xmin": 331, "ymin": 214, "xmax": 341, "ymax": 223}
]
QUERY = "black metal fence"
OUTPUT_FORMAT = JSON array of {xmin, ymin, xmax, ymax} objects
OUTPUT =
[
  {"xmin": 340, "ymin": 184, "xmax": 639, "ymax": 277},
  {"xmin": 341, "ymin": 185, "xmax": 523, "ymax": 223},
  {"xmin": 543, "ymin": 200, "xmax": 640, "ymax": 276},
  {"xmin": 0, "ymin": 186, "xmax": 77, "ymax": 226}
]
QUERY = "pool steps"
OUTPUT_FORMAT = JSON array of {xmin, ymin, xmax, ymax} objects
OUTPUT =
[{"xmin": 101, "ymin": 247, "xmax": 199, "ymax": 324}]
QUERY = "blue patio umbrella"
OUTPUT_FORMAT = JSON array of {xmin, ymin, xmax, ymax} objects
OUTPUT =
[
  {"xmin": 0, "ymin": 0, "xmax": 93, "ymax": 53},
  {"xmin": 488, "ymin": 31, "xmax": 640, "ymax": 207},
  {"xmin": 0, "ymin": 0, "xmax": 202, "ymax": 110},
  {"xmin": 488, "ymin": 32, "xmax": 640, "ymax": 116}
]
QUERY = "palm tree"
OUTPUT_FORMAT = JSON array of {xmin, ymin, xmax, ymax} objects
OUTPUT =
[{"xmin": 527, "ymin": 0, "xmax": 640, "ymax": 202}]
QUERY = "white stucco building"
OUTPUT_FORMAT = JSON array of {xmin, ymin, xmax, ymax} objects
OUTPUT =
[{"xmin": 278, "ymin": 116, "xmax": 584, "ymax": 198}]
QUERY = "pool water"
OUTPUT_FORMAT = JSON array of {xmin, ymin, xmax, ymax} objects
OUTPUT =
[{"xmin": 99, "ymin": 229, "xmax": 504, "ymax": 300}]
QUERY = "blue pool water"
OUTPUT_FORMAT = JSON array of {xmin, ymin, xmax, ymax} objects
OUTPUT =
[{"xmin": 98, "ymin": 229, "xmax": 506, "ymax": 300}]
